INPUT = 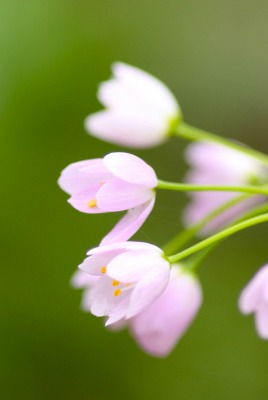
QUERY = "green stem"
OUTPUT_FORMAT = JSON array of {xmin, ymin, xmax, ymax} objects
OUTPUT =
[
  {"xmin": 176, "ymin": 122, "xmax": 268, "ymax": 167},
  {"xmin": 157, "ymin": 180, "xmax": 268, "ymax": 196},
  {"xmin": 163, "ymin": 193, "xmax": 250, "ymax": 255},
  {"xmin": 180, "ymin": 203, "xmax": 268, "ymax": 272},
  {"xmin": 168, "ymin": 213, "xmax": 268, "ymax": 263}
]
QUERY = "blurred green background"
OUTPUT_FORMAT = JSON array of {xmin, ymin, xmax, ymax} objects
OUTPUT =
[{"xmin": 2, "ymin": 0, "xmax": 268, "ymax": 399}]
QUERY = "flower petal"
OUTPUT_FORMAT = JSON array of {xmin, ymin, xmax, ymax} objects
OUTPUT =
[
  {"xmin": 255, "ymin": 303, "xmax": 268, "ymax": 339},
  {"xmin": 103, "ymin": 152, "xmax": 157, "ymax": 188},
  {"xmin": 78, "ymin": 161, "xmax": 113, "ymax": 183},
  {"xmin": 68, "ymin": 185, "xmax": 104, "ymax": 213},
  {"xmin": 105, "ymin": 297, "xmax": 130, "ymax": 326},
  {"xmin": 89, "ymin": 276, "xmax": 127, "ymax": 317},
  {"xmin": 96, "ymin": 178, "xmax": 154, "ymax": 211},
  {"xmin": 58, "ymin": 159, "xmax": 102, "ymax": 195},
  {"xmin": 71, "ymin": 270, "xmax": 99, "ymax": 288},
  {"xmin": 87, "ymin": 241, "xmax": 159, "ymax": 256},
  {"xmin": 130, "ymin": 266, "xmax": 202, "ymax": 357},
  {"xmin": 106, "ymin": 249, "xmax": 165, "ymax": 283},
  {"xmin": 78, "ymin": 250, "xmax": 123, "ymax": 275},
  {"xmin": 127, "ymin": 261, "xmax": 170, "ymax": 318},
  {"xmin": 111, "ymin": 62, "xmax": 179, "ymax": 116},
  {"xmin": 185, "ymin": 142, "xmax": 263, "ymax": 181},
  {"xmin": 100, "ymin": 198, "xmax": 155, "ymax": 245},
  {"xmin": 85, "ymin": 110, "xmax": 168, "ymax": 149},
  {"xmin": 239, "ymin": 265, "xmax": 268, "ymax": 314}
]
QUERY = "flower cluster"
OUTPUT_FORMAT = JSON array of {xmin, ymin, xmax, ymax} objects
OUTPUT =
[{"xmin": 59, "ymin": 62, "xmax": 268, "ymax": 357}]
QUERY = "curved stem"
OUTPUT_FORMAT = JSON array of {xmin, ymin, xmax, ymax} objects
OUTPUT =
[
  {"xmin": 163, "ymin": 193, "xmax": 250, "ymax": 255},
  {"xmin": 168, "ymin": 213, "xmax": 268, "ymax": 263},
  {"xmin": 179, "ymin": 203, "xmax": 268, "ymax": 272},
  {"xmin": 157, "ymin": 180, "xmax": 268, "ymax": 196},
  {"xmin": 176, "ymin": 122, "xmax": 268, "ymax": 167}
]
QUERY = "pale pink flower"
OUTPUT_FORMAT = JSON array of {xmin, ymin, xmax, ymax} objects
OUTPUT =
[
  {"xmin": 78, "ymin": 241, "xmax": 170, "ymax": 325},
  {"xmin": 183, "ymin": 142, "xmax": 266, "ymax": 235},
  {"xmin": 85, "ymin": 62, "xmax": 180, "ymax": 148},
  {"xmin": 73, "ymin": 264, "xmax": 202, "ymax": 357},
  {"xmin": 58, "ymin": 152, "xmax": 157, "ymax": 244},
  {"xmin": 129, "ymin": 265, "xmax": 202, "ymax": 357},
  {"xmin": 239, "ymin": 264, "xmax": 268, "ymax": 339}
]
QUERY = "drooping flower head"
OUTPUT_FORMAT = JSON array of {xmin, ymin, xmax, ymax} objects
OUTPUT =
[
  {"xmin": 129, "ymin": 264, "xmax": 202, "ymax": 357},
  {"xmin": 58, "ymin": 152, "xmax": 157, "ymax": 244},
  {"xmin": 239, "ymin": 264, "xmax": 268, "ymax": 339},
  {"xmin": 183, "ymin": 142, "xmax": 267, "ymax": 235},
  {"xmin": 78, "ymin": 241, "xmax": 170, "ymax": 326},
  {"xmin": 73, "ymin": 263, "xmax": 202, "ymax": 357},
  {"xmin": 85, "ymin": 62, "xmax": 181, "ymax": 148}
]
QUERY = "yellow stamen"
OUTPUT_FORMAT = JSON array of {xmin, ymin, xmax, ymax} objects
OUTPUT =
[
  {"xmin": 112, "ymin": 280, "xmax": 120, "ymax": 286},
  {"xmin": 114, "ymin": 289, "xmax": 121, "ymax": 297},
  {"xmin": 88, "ymin": 199, "xmax": 97, "ymax": 208},
  {"xmin": 99, "ymin": 180, "xmax": 106, "ymax": 186},
  {"xmin": 125, "ymin": 283, "xmax": 131, "ymax": 287},
  {"xmin": 100, "ymin": 266, "xmax": 107, "ymax": 274}
]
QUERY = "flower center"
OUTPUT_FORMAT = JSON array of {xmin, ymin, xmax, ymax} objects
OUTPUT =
[{"xmin": 112, "ymin": 281, "xmax": 133, "ymax": 296}]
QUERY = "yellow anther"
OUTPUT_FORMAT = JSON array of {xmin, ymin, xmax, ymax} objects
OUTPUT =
[
  {"xmin": 114, "ymin": 289, "xmax": 122, "ymax": 297},
  {"xmin": 88, "ymin": 199, "xmax": 97, "ymax": 208},
  {"xmin": 100, "ymin": 266, "xmax": 107, "ymax": 274},
  {"xmin": 125, "ymin": 283, "xmax": 131, "ymax": 287},
  {"xmin": 99, "ymin": 180, "xmax": 106, "ymax": 186},
  {"xmin": 112, "ymin": 280, "xmax": 120, "ymax": 286}
]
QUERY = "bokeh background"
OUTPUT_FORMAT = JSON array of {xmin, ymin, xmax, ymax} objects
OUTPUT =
[{"xmin": 2, "ymin": 0, "xmax": 268, "ymax": 399}]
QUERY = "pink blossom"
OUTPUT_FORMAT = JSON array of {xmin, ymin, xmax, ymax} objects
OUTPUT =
[
  {"xmin": 73, "ymin": 264, "xmax": 202, "ymax": 357},
  {"xmin": 58, "ymin": 152, "xmax": 157, "ymax": 244},
  {"xmin": 78, "ymin": 241, "xmax": 170, "ymax": 325},
  {"xmin": 239, "ymin": 264, "xmax": 268, "ymax": 339},
  {"xmin": 85, "ymin": 62, "xmax": 180, "ymax": 148},
  {"xmin": 129, "ymin": 265, "xmax": 202, "ymax": 357},
  {"xmin": 183, "ymin": 142, "xmax": 266, "ymax": 235}
]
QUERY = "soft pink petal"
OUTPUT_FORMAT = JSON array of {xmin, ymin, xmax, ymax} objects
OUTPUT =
[
  {"xmin": 71, "ymin": 270, "xmax": 99, "ymax": 288},
  {"xmin": 78, "ymin": 250, "xmax": 123, "ymax": 275},
  {"xmin": 58, "ymin": 159, "xmax": 102, "ymax": 195},
  {"xmin": 85, "ymin": 110, "xmax": 168, "ymax": 149},
  {"xmin": 127, "ymin": 261, "xmax": 170, "ymax": 318},
  {"xmin": 111, "ymin": 62, "xmax": 179, "ymax": 116},
  {"xmin": 89, "ymin": 276, "xmax": 126, "ymax": 317},
  {"xmin": 130, "ymin": 266, "xmax": 202, "ymax": 357},
  {"xmin": 68, "ymin": 185, "xmax": 103, "ymax": 214},
  {"xmin": 103, "ymin": 153, "xmax": 157, "ymax": 188},
  {"xmin": 106, "ymin": 249, "xmax": 164, "ymax": 283},
  {"xmin": 81, "ymin": 288, "xmax": 94, "ymax": 311},
  {"xmin": 255, "ymin": 303, "xmax": 268, "ymax": 339},
  {"xmin": 105, "ymin": 297, "xmax": 130, "ymax": 326},
  {"xmin": 78, "ymin": 161, "xmax": 113, "ymax": 183},
  {"xmin": 87, "ymin": 241, "xmax": 159, "ymax": 256},
  {"xmin": 100, "ymin": 198, "xmax": 155, "ymax": 245},
  {"xmin": 239, "ymin": 265, "xmax": 268, "ymax": 314},
  {"xmin": 96, "ymin": 178, "xmax": 154, "ymax": 211},
  {"xmin": 185, "ymin": 142, "xmax": 263, "ymax": 180}
]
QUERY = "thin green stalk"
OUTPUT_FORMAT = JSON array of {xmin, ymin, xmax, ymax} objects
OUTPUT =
[
  {"xmin": 157, "ymin": 180, "xmax": 268, "ymax": 196},
  {"xmin": 163, "ymin": 193, "xmax": 250, "ymax": 255},
  {"xmin": 179, "ymin": 203, "xmax": 268, "ymax": 272},
  {"xmin": 176, "ymin": 122, "xmax": 268, "ymax": 167},
  {"xmin": 168, "ymin": 213, "xmax": 268, "ymax": 263}
]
